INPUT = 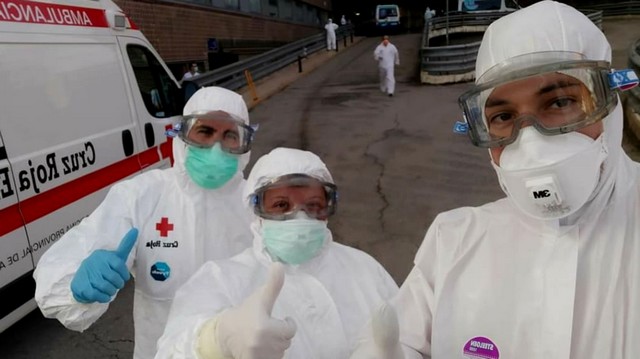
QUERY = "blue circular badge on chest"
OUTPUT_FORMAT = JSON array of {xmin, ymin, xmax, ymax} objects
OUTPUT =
[{"xmin": 150, "ymin": 261, "xmax": 171, "ymax": 281}]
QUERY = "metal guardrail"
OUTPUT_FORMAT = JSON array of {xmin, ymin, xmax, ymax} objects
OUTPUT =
[
  {"xmin": 420, "ymin": 12, "xmax": 510, "ymax": 79},
  {"xmin": 586, "ymin": 1, "xmax": 640, "ymax": 17},
  {"xmin": 421, "ymin": 42, "xmax": 480, "ymax": 75},
  {"xmin": 183, "ymin": 24, "xmax": 354, "ymax": 94},
  {"xmin": 420, "ymin": 9, "xmax": 603, "ymax": 83},
  {"xmin": 585, "ymin": 10, "xmax": 604, "ymax": 29},
  {"xmin": 420, "ymin": 12, "xmax": 504, "ymax": 76},
  {"xmin": 421, "ymin": 12, "xmax": 506, "ymax": 48}
]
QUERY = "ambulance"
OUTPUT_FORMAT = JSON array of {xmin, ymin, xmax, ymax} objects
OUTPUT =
[{"xmin": 0, "ymin": 0, "xmax": 183, "ymax": 332}]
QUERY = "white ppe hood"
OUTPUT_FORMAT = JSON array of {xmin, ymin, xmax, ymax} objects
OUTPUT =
[
  {"xmin": 477, "ymin": 0, "xmax": 627, "ymax": 223},
  {"xmin": 173, "ymin": 86, "xmax": 251, "ymax": 190},
  {"xmin": 244, "ymin": 147, "xmax": 334, "ymax": 204}
]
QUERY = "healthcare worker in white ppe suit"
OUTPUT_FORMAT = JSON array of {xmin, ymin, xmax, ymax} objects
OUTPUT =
[
  {"xmin": 34, "ymin": 87, "xmax": 256, "ymax": 359},
  {"xmin": 351, "ymin": 1, "xmax": 640, "ymax": 358},
  {"xmin": 155, "ymin": 147, "xmax": 399, "ymax": 359},
  {"xmin": 374, "ymin": 35, "xmax": 400, "ymax": 97},
  {"xmin": 325, "ymin": 18, "xmax": 339, "ymax": 51}
]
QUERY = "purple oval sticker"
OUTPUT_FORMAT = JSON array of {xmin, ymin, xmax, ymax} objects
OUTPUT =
[{"xmin": 463, "ymin": 336, "xmax": 499, "ymax": 359}]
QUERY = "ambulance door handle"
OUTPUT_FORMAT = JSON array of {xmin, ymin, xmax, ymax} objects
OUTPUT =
[
  {"xmin": 144, "ymin": 123, "xmax": 155, "ymax": 148},
  {"xmin": 122, "ymin": 130, "xmax": 134, "ymax": 157}
]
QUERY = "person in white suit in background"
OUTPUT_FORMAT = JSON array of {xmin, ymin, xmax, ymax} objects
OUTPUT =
[
  {"xmin": 325, "ymin": 18, "xmax": 339, "ymax": 51},
  {"xmin": 374, "ymin": 35, "xmax": 400, "ymax": 97}
]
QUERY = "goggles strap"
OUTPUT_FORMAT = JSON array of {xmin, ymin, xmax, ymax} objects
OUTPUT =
[
  {"xmin": 165, "ymin": 122, "xmax": 182, "ymax": 138},
  {"xmin": 608, "ymin": 69, "xmax": 639, "ymax": 91},
  {"xmin": 453, "ymin": 120, "xmax": 469, "ymax": 134}
]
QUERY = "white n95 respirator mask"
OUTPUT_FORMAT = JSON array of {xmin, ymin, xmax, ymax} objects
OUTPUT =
[{"xmin": 492, "ymin": 127, "xmax": 607, "ymax": 220}]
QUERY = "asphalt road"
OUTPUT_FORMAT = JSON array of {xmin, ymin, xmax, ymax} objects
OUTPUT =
[
  {"xmin": 2, "ymin": 16, "xmax": 639, "ymax": 359},
  {"xmin": 244, "ymin": 33, "xmax": 503, "ymax": 282}
]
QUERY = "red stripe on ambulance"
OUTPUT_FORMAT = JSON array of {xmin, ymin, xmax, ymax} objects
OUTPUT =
[
  {"xmin": 0, "ymin": 146, "xmax": 169, "ymax": 237},
  {"xmin": 127, "ymin": 15, "xmax": 138, "ymax": 30},
  {"xmin": 0, "ymin": 0, "xmax": 109, "ymax": 27}
]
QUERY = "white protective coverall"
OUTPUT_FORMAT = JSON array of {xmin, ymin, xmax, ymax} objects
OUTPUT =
[
  {"xmin": 325, "ymin": 19, "xmax": 339, "ymax": 50},
  {"xmin": 424, "ymin": 7, "xmax": 433, "ymax": 22},
  {"xmin": 155, "ymin": 147, "xmax": 399, "ymax": 359},
  {"xmin": 34, "ymin": 87, "xmax": 253, "ymax": 359},
  {"xmin": 374, "ymin": 42, "xmax": 399, "ymax": 95},
  {"xmin": 353, "ymin": 1, "xmax": 640, "ymax": 358}
]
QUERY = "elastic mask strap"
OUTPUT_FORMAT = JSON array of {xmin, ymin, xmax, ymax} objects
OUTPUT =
[{"xmin": 608, "ymin": 69, "xmax": 639, "ymax": 91}]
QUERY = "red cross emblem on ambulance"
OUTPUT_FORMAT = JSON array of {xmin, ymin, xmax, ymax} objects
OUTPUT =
[{"xmin": 156, "ymin": 217, "xmax": 174, "ymax": 237}]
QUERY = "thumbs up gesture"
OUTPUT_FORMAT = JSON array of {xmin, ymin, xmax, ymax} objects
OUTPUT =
[
  {"xmin": 216, "ymin": 262, "xmax": 297, "ymax": 359},
  {"xmin": 350, "ymin": 303, "xmax": 406, "ymax": 359},
  {"xmin": 70, "ymin": 228, "xmax": 138, "ymax": 304}
]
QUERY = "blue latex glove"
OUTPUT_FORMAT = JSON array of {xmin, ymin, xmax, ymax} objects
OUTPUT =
[{"xmin": 70, "ymin": 228, "xmax": 138, "ymax": 304}]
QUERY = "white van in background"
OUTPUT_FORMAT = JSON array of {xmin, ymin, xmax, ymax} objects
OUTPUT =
[
  {"xmin": 457, "ymin": 0, "xmax": 518, "ymax": 12},
  {"xmin": 375, "ymin": 4, "xmax": 401, "ymax": 30},
  {"xmin": 0, "ymin": 0, "xmax": 183, "ymax": 332}
]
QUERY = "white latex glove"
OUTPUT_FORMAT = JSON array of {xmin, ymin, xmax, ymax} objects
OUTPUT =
[
  {"xmin": 216, "ymin": 262, "xmax": 297, "ymax": 359},
  {"xmin": 350, "ymin": 303, "xmax": 405, "ymax": 359}
]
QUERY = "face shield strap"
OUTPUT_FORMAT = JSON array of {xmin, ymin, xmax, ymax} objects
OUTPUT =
[{"xmin": 251, "ymin": 174, "xmax": 338, "ymax": 221}]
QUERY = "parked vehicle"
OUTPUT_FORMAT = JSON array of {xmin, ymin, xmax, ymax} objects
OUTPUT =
[
  {"xmin": 0, "ymin": 0, "xmax": 183, "ymax": 332},
  {"xmin": 458, "ymin": 0, "xmax": 519, "ymax": 12},
  {"xmin": 375, "ymin": 4, "xmax": 401, "ymax": 30}
]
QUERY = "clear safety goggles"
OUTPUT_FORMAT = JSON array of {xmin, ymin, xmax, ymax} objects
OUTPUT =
[
  {"xmin": 250, "ymin": 174, "xmax": 338, "ymax": 221},
  {"xmin": 455, "ymin": 52, "xmax": 638, "ymax": 148},
  {"xmin": 165, "ymin": 111, "xmax": 257, "ymax": 154}
]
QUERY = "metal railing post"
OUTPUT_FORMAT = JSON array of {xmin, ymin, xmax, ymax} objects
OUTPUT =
[{"xmin": 243, "ymin": 70, "xmax": 258, "ymax": 102}]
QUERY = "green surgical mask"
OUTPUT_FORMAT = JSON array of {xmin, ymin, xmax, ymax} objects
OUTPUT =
[
  {"xmin": 262, "ymin": 218, "xmax": 327, "ymax": 265},
  {"xmin": 185, "ymin": 143, "xmax": 239, "ymax": 189}
]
